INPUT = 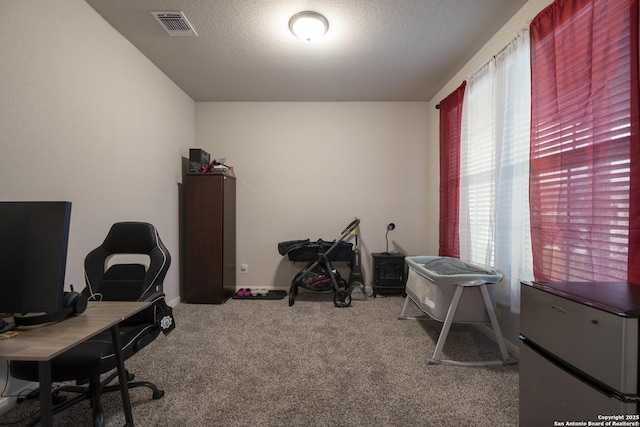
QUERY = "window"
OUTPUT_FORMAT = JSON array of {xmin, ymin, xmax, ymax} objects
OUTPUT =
[
  {"xmin": 459, "ymin": 28, "xmax": 533, "ymax": 313},
  {"xmin": 439, "ymin": 0, "xmax": 640, "ymax": 308}
]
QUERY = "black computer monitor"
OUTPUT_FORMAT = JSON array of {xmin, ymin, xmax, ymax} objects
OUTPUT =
[{"xmin": 0, "ymin": 201, "xmax": 72, "ymax": 318}]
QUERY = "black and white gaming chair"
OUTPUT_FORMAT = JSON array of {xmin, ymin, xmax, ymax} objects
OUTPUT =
[{"xmin": 10, "ymin": 222, "xmax": 175, "ymax": 427}]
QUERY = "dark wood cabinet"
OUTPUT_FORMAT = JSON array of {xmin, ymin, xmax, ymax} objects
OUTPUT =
[
  {"xmin": 184, "ymin": 172, "xmax": 236, "ymax": 303},
  {"xmin": 372, "ymin": 252, "xmax": 406, "ymax": 294}
]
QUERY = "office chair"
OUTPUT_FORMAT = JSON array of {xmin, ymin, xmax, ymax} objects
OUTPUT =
[{"xmin": 10, "ymin": 222, "xmax": 175, "ymax": 427}]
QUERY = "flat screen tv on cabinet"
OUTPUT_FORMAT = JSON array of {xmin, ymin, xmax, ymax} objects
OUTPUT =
[{"xmin": 0, "ymin": 201, "xmax": 72, "ymax": 323}]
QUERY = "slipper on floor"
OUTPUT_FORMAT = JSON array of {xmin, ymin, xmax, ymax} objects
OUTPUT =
[
  {"xmin": 235, "ymin": 288, "xmax": 251, "ymax": 297},
  {"xmin": 232, "ymin": 290, "xmax": 287, "ymax": 300}
]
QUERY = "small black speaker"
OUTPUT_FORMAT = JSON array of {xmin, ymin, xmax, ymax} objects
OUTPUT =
[{"xmin": 189, "ymin": 148, "xmax": 211, "ymax": 172}]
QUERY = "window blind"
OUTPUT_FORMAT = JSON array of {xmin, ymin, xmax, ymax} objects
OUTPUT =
[{"xmin": 529, "ymin": 0, "xmax": 637, "ymax": 281}]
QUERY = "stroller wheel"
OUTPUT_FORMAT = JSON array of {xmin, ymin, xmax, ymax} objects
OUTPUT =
[{"xmin": 333, "ymin": 290, "xmax": 352, "ymax": 308}]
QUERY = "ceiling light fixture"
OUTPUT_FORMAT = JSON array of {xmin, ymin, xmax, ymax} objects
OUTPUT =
[{"xmin": 289, "ymin": 11, "xmax": 329, "ymax": 42}]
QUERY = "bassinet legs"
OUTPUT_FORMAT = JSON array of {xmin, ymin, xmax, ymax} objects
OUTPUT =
[{"xmin": 399, "ymin": 283, "xmax": 518, "ymax": 366}]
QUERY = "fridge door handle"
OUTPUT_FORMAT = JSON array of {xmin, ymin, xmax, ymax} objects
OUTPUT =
[{"xmin": 519, "ymin": 335, "xmax": 639, "ymax": 404}]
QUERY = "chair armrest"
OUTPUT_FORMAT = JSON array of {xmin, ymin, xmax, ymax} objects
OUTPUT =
[
  {"xmin": 152, "ymin": 295, "xmax": 176, "ymax": 336},
  {"xmin": 119, "ymin": 291, "xmax": 176, "ymax": 336},
  {"xmin": 138, "ymin": 290, "xmax": 166, "ymax": 304}
]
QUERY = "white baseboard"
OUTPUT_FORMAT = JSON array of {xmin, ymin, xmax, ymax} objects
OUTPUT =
[
  {"xmin": 0, "ymin": 382, "xmax": 36, "ymax": 416},
  {"xmin": 0, "ymin": 395, "xmax": 16, "ymax": 416}
]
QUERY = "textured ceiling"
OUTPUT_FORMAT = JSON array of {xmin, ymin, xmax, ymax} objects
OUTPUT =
[{"xmin": 85, "ymin": 0, "xmax": 528, "ymax": 102}]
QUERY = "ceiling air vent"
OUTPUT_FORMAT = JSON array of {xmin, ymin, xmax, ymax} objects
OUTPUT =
[{"xmin": 151, "ymin": 11, "xmax": 198, "ymax": 37}]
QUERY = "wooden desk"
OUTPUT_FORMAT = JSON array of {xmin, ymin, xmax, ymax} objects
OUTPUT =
[{"xmin": 0, "ymin": 301, "xmax": 151, "ymax": 427}]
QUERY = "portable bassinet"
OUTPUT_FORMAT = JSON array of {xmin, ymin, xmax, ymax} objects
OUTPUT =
[{"xmin": 398, "ymin": 256, "xmax": 517, "ymax": 366}]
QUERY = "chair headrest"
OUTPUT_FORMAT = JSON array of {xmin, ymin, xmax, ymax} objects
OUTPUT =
[{"xmin": 102, "ymin": 222, "xmax": 160, "ymax": 255}]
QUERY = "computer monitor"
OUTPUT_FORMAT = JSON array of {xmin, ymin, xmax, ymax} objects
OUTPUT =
[{"xmin": 0, "ymin": 201, "xmax": 72, "ymax": 318}]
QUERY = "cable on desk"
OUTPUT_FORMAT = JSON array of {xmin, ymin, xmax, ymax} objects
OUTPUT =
[{"xmin": 87, "ymin": 292, "xmax": 103, "ymax": 308}]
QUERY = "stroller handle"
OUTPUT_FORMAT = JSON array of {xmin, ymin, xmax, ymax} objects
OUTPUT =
[{"xmin": 338, "ymin": 217, "xmax": 360, "ymax": 238}]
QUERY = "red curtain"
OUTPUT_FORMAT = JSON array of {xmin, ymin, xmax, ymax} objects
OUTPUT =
[
  {"xmin": 629, "ymin": 0, "xmax": 640, "ymax": 283},
  {"xmin": 438, "ymin": 81, "xmax": 466, "ymax": 258},
  {"xmin": 529, "ymin": 0, "xmax": 640, "ymax": 282}
]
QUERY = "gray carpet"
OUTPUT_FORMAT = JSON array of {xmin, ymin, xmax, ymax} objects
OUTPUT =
[{"xmin": 1, "ymin": 293, "xmax": 519, "ymax": 426}]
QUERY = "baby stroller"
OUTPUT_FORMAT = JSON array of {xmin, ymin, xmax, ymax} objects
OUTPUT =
[{"xmin": 278, "ymin": 218, "xmax": 360, "ymax": 307}]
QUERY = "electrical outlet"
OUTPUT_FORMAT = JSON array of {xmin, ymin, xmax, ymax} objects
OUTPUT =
[{"xmin": 241, "ymin": 264, "xmax": 248, "ymax": 274}]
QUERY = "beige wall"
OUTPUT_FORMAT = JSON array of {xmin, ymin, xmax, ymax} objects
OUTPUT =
[
  {"xmin": 0, "ymin": 0, "xmax": 194, "ymax": 406},
  {"xmin": 196, "ymin": 102, "xmax": 432, "ymax": 292},
  {"xmin": 0, "ymin": 0, "xmax": 194, "ymax": 304}
]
